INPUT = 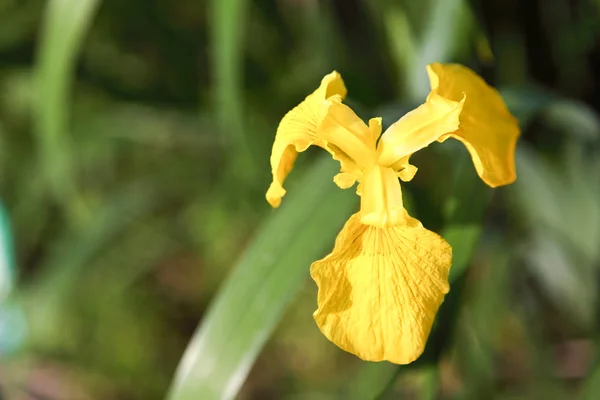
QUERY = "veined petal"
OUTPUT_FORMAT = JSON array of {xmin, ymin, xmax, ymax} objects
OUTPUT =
[
  {"xmin": 427, "ymin": 63, "xmax": 520, "ymax": 187},
  {"xmin": 267, "ymin": 71, "xmax": 348, "ymax": 208},
  {"xmin": 310, "ymin": 213, "xmax": 452, "ymax": 364},
  {"xmin": 376, "ymin": 91, "xmax": 465, "ymax": 169}
]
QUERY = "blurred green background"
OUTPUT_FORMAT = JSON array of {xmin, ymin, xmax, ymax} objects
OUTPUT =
[{"xmin": 1, "ymin": 0, "xmax": 600, "ymax": 399}]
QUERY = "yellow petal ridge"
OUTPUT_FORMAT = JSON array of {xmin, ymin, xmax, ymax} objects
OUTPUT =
[
  {"xmin": 319, "ymin": 96, "xmax": 379, "ymax": 171},
  {"xmin": 310, "ymin": 213, "xmax": 452, "ymax": 364},
  {"xmin": 359, "ymin": 165, "xmax": 406, "ymax": 228},
  {"xmin": 426, "ymin": 63, "xmax": 520, "ymax": 187},
  {"xmin": 266, "ymin": 71, "xmax": 347, "ymax": 208},
  {"xmin": 376, "ymin": 92, "xmax": 465, "ymax": 168}
]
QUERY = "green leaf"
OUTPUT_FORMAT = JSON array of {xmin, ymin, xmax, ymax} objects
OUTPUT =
[
  {"xmin": 378, "ymin": 0, "xmax": 474, "ymax": 101},
  {"xmin": 167, "ymin": 156, "xmax": 358, "ymax": 400},
  {"xmin": 34, "ymin": 0, "xmax": 101, "ymax": 218},
  {"xmin": 452, "ymin": 243, "xmax": 512, "ymax": 399},
  {"xmin": 210, "ymin": 0, "xmax": 258, "ymax": 179},
  {"xmin": 344, "ymin": 362, "xmax": 400, "ymax": 400}
]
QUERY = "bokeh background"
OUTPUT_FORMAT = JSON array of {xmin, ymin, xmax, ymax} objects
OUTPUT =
[{"xmin": 1, "ymin": 0, "xmax": 600, "ymax": 399}]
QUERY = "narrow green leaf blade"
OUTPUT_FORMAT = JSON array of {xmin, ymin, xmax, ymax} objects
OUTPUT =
[
  {"xmin": 167, "ymin": 157, "xmax": 358, "ymax": 400},
  {"xmin": 34, "ymin": 0, "xmax": 101, "ymax": 214},
  {"xmin": 210, "ymin": 0, "xmax": 257, "ymax": 178}
]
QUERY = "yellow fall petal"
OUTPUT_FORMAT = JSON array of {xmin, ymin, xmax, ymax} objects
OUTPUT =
[
  {"xmin": 427, "ymin": 63, "xmax": 520, "ymax": 187},
  {"xmin": 310, "ymin": 213, "xmax": 452, "ymax": 364},
  {"xmin": 266, "ymin": 71, "xmax": 347, "ymax": 208}
]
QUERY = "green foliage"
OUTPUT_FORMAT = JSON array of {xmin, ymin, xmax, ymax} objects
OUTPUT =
[
  {"xmin": 167, "ymin": 157, "xmax": 357, "ymax": 400},
  {"xmin": 35, "ymin": 0, "xmax": 102, "ymax": 220},
  {"xmin": 210, "ymin": 0, "xmax": 257, "ymax": 179}
]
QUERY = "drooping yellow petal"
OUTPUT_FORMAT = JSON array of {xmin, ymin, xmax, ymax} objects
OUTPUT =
[
  {"xmin": 376, "ymin": 91, "xmax": 465, "ymax": 169},
  {"xmin": 310, "ymin": 213, "xmax": 452, "ymax": 364},
  {"xmin": 427, "ymin": 63, "xmax": 520, "ymax": 187},
  {"xmin": 266, "ymin": 72, "xmax": 347, "ymax": 208}
]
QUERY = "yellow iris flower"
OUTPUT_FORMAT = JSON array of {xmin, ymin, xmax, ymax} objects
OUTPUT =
[{"xmin": 266, "ymin": 63, "xmax": 519, "ymax": 364}]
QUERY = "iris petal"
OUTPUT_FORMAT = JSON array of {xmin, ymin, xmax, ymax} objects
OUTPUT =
[
  {"xmin": 310, "ymin": 212, "xmax": 452, "ymax": 364},
  {"xmin": 318, "ymin": 97, "xmax": 380, "ymax": 174},
  {"xmin": 376, "ymin": 91, "xmax": 464, "ymax": 172},
  {"xmin": 266, "ymin": 72, "xmax": 348, "ymax": 207},
  {"xmin": 427, "ymin": 63, "xmax": 520, "ymax": 187}
]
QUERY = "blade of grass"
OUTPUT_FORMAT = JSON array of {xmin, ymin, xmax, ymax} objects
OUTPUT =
[
  {"xmin": 454, "ymin": 243, "xmax": 512, "ymax": 399},
  {"xmin": 166, "ymin": 156, "xmax": 358, "ymax": 400},
  {"xmin": 419, "ymin": 365, "xmax": 440, "ymax": 400},
  {"xmin": 210, "ymin": 0, "xmax": 258, "ymax": 180},
  {"xmin": 376, "ymin": 0, "xmax": 473, "ymax": 101},
  {"xmin": 407, "ymin": 0, "xmax": 473, "ymax": 99},
  {"xmin": 34, "ymin": 0, "xmax": 101, "ymax": 221}
]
